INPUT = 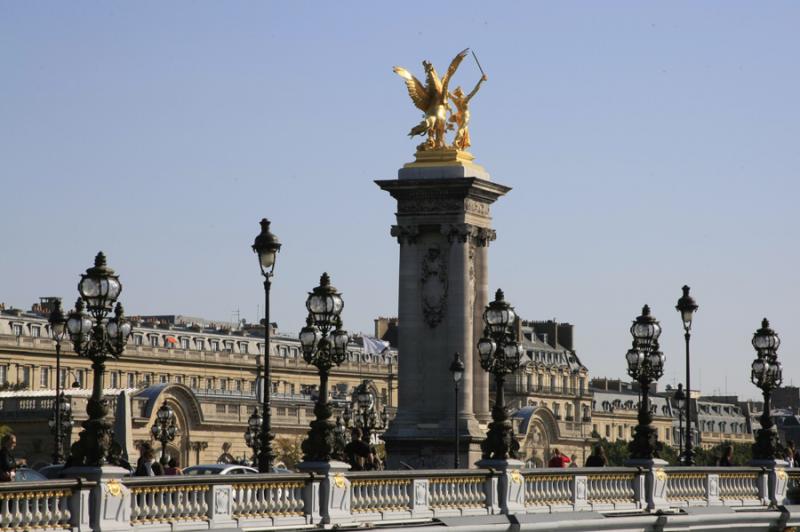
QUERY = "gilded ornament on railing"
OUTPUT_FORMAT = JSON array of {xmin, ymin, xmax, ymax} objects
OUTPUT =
[
  {"xmin": 334, "ymin": 473, "xmax": 346, "ymax": 489},
  {"xmin": 777, "ymin": 469, "xmax": 788, "ymax": 481},
  {"xmin": 510, "ymin": 470, "xmax": 522, "ymax": 484},
  {"xmin": 655, "ymin": 469, "xmax": 668, "ymax": 482},
  {"xmin": 106, "ymin": 479, "xmax": 122, "ymax": 497},
  {"xmin": 394, "ymin": 49, "xmax": 487, "ymax": 153}
]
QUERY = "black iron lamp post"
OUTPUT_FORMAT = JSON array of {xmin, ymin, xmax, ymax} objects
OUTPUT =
[
  {"xmin": 476, "ymin": 289, "xmax": 524, "ymax": 460},
  {"xmin": 675, "ymin": 286, "xmax": 698, "ymax": 465},
  {"xmin": 625, "ymin": 305, "xmax": 665, "ymax": 460},
  {"xmin": 48, "ymin": 393, "xmax": 73, "ymax": 464},
  {"xmin": 298, "ymin": 273, "xmax": 349, "ymax": 462},
  {"xmin": 48, "ymin": 300, "xmax": 68, "ymax": 464},
  {"xmin": 672, "ymin": 383, "xmax": 686, "ymax": 461},
  {"xmin": 252, "ymin": 218, "xmax": 282, "ymax": 473},
  {"xmin": 151, "ymin": 401, "xmax": 177, "ymax": 466},
  {"xmin": 244, "ymin": 409, "xmax": 262, "ymax": 463},
  {"xmin": 346, "ymin": 380, "xmax": 388, "ymax": 442},
  {"xmin": 449, "ymin": 352, "xmax": 465, "ymax": 468},
  {"xmin": 750, "ymin": 318, "xmax": 783, "ymax": 461},
  {"xmin": 66, "ymin": 252, "xmax": 132, "ymax": 466}
]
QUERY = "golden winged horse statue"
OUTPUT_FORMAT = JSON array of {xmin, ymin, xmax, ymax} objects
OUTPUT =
[{"xmin": 393, "ymin": 49, "xmax": 469, "ymax": 151}]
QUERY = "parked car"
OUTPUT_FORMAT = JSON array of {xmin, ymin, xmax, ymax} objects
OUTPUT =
[
  {"xmin": 14, "ymin": 467, "xmax": 47, "ymax": 482},
  {"xmin": 183, "ymin": 464, "xmax": 258, "ymax": 476}
]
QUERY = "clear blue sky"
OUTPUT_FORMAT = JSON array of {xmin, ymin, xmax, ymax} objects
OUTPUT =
[{"xmin": 1, "ymin": 2, "xmax": 798, "ymax": 399}]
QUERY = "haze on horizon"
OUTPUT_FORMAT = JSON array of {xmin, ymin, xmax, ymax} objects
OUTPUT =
[{"xmin": 1, "ymin": 2, "xmax": 798, "ymax": 400}]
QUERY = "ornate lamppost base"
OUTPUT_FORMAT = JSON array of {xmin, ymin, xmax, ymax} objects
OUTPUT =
[
  {"xmin": 301, "ymin": 402, "xmax": 337, "ymax": 463},
  {"xmin": 479, "ymin": 415, "xmax": 520, "ymax": 461},
  {"xmin": 750, "ymin": 428, "xmax": 785, "ymax": 465}
]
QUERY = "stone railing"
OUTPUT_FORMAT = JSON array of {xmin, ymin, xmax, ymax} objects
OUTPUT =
[
  {"xmin": 1, "ymin": 465, "xmax": 798, "ymax": 531},
  {"xmin": 0, "ymin": 479, "xmax": 80, "ymax": 532}
]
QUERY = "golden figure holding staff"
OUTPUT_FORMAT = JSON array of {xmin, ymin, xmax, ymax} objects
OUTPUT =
[
  {"xmin": 393, "ymin": 49, "xmax": 468, "ymax": 151},
  {"xmin": 449, "ymin": 72, "xmax": 487, "ymax": 151}
]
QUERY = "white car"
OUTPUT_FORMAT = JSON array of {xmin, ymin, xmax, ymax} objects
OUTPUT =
[{"xmin": 183, "ymin": 464, "xmax": 258, "ymax": 475}]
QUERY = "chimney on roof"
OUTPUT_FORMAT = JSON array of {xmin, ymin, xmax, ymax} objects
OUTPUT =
[
  {"xmin": 557, "ymin": 323, "xmax": 573, "ymax": 351},
  {"xmin": 532, "ymin": 320, "xmax": 558, "ymax": 348}
]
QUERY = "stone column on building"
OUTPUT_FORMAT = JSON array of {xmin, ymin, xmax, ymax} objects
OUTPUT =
[{"xmin": 376, "ymin": 149, "xmax": 510, "ymax": 469}]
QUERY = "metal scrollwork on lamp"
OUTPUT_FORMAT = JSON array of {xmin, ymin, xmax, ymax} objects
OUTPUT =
[
  {"xmin": 151, "ymin": 401, "xmax": 177, "ymax": 466},
  {"xmin": 244, "ymin": 409, "xmax": 262, "ymax": 463},
  {"xmin": 66, "ymin": 252, "xmax": 132, "ymax": 467},
  {"xmin": 48, "ymin": 393, "xmax": 73, "ymax": 464},
  {"xmin": 298, "ymin": 273, "xmax": 349, "ymax": 462},
  {"xmin": 343, "ymin": 380, "xmax": 388, "ymax": 442},
  {"xmin": 476, "ymin": 289, "xmax": 524, "ymax": 460},
  {"xmin": 625, "ymin": 305, "xmax": 665, "ymax": 460},
  {"xmin": 750, "ymin": 318, "xmax": 783, "ymax": 461}
]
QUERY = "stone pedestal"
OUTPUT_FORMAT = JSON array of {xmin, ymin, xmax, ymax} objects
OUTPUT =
[
  {"xmin": 62, "ymin": 466, "xmax": 132, "ymax": 532},
  {"xmin": 476, "ymin": 458, "xmax": 525, "ymax": 514},
  {"xmin": 624, "ymin": 458, "xmax": 669, "ymax": 511},
  {"xmin": 376, "ymin": 151, "xmax": 510, "ymax": 469},
  {"xmin": 297, "ymin": 460, "xmax": 353, "ymax": 525}
]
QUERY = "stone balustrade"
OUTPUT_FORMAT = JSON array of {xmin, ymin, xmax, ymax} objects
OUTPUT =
[{"xmin": 2, "ymin": 465, "xmax": 800, "ymax": 532}]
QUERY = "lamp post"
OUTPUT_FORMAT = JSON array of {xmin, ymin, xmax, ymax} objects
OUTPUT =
[
  {"xmin": 244, "ymin": 409, "xmax": 262, "ymax": 464},
  {"xmin": 66, "ymin": 252, "xmax": 132, "ymax": 466},
  {"xmin": 675, "ymin": 286, "xmax": 698, "ymax": 465},
  {"xmin": 151, "ymin": 401, "xmax": 177, "ymax": 466},
  {"xmin": 672, "ymin": 383, "xmax": 686, "ymax": 461},
  {"xmin": 476, "ymin": 289, "xmax": 524, "ymax": 461},
  {"xmin": 298, "ymin": 273, "xmax": 349, "ymax": 462},
  {"xmin": 345, "ymin": 380, "xmax": 388, "ymax": 442},
  {"xmin": 750, "ymin": 318, "xmax": 783, "ymax": 461},
  {"xmin": 252, "ymin": 218, "xmax": 282, "ymax": 473},
  {"xmin": 48, "ymin": 300, "xmax": 68, "ymax": 464},
  {"xmin": 48, "ymin": 393, "xmax": 73, "ymax": 464},
  {"xmin": 449, "ymin": 352, "xmax": 465, "ymax": 468},
  {"xmin": 625, "ymin": 305, "xmax": 665, "ymax": 460}
]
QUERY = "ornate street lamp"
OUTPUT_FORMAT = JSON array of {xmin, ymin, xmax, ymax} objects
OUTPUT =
[
  {"xmin": 672, "ymin": 383, "xmax": 686, "ymax": 461},
  {"xmin": 298, "ymin": 273, "xmax": 349, "ymax": 462},
  {"xmin": 675, "ymin": 285, "xmax": 698, "ymax": 465},
  {"xmin": 244, "ymin": 408, "xmax": 262, "ymax": 463},
  {"xmin": 66, "ymin": 252, "xmax": 132, "ymax": 466},
  {"xmin": 151, "ymin": 401, "xmax": 177, "ymax": 466},
  {"xmin": 476, "ymin": 289, "xmax": 524, "ymax": 460},
  {"xmin": 48, "ymin": 299, "xmax": 68, "ymax": 464},
  {"xmin": 626, "ymin": 305, "xmax": 665, "ymax": 460},
  {"xmin": 449, "ymin": 352, "xmax": 465, "ymax": 468},
  {"xmin": 48, "ymin": 393, "xmax": 73, "ymax": 464},
  {"xmin": 252, "ymin": 218, "xmax": 282, "ymax": 473},
  {"xmin": 344, "ymin": 380, "xmax": 388, "ymax": 442},
  {"xmin": 750, "ymin": 318, "xmax": 783, "ymax": 461}
]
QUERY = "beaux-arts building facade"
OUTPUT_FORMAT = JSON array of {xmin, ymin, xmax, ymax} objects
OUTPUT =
[{"xmin": 0, "ymin": 299, "xmax": 397, "ymax": 468}]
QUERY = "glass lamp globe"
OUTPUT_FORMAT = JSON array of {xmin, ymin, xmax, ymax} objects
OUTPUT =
[
  {"xmin": 306, "ymin": 273, "xmax": 344, "ymax": 330},
  {"xmin": 299, "ymin": 323, "xmax": 321, "ymax": 356},
  {"xmin": 630, "ymin": 305, "xmax": 662, "ymax": 349},
  {"xmin": 78, "ymin": 252, "xmax": 122, "ymax": 313},
  {"xmin": 66, "ymin": 299, "xmax": 93, "ymax": 337},
  {"xmin": 449, "ymin": 353, "xmax": 465, "ymax": 384},
  {"xmin": 252, "ymin": 218, "xmax": 282, "ymax": 277},
  {"xmin": 477, "ymin": 337, "xmax": 496, "ymax": 368},
  {"xmin": 48, "ymin": 300, "xmax": 67, "ymax": 342},
  {"xmin": 752, "ymin": 318, "xmax": 780, "ymax": 353},
  {"xmin": 483, "ymin": 289, "xmax": 516, "ymax": 335}
]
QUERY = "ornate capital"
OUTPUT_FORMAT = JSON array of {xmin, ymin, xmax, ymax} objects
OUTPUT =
[
  {"xmin": 390, "ymin": 225, "xmax": 420, "ymax": 245},
  {"xmin": 441, "ymin": 223, "xmax": 496, "ymax": 247},
  {"xmin": 473, "ymin": 227, "xmax": 496, "ymax": 247}
]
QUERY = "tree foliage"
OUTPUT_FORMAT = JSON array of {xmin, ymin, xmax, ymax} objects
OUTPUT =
[{"xmin": 273, "ymin": 436, "xmax": 303, "ymax": 469}]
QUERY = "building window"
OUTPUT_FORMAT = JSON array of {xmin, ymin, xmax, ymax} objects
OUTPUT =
[
  {"xmin": 562, "ymin": 376, "xmax": 568, "ymax": 392},
  {"xmin": 236, "ymin": 379, "xmax": 242, "ymax": 392},
  {"xmin": 210, "ymin": 341, "xmax": 220, "ymax": 352},
  {"xmin": 593, "ymin": 424, "xmax": 598, "ymax": 435},
  {"xmin": 537, "ymin": 374, "xmax": 543, "ymax": 390},
  {"xmin": 12, "ymin": 324, "xmax": 23, "ymax": 336},
  {"xmin": 143, "ymin": 373, "xmax": 152, "ymax": 386},
  {"xmin": 20, "ymin": 366, "xmax": 31, "ymax": 388},
  {"xmin": 195, "ymin": 338, "xmax": 205, "ymax": 350},
  {"xmin": 553, "ymin": 403, "xmax": 560, "ymax": 418},
  {"xmin": 180, "ymin": 338, "xmax": 190, "ymax": 350},
  {"xmin": 127, "ymin": 373, "xmax": 135, "ymax": 388},
  {"xmin": 134, "ymin": 335, "xmax": 143, "ymax": 346},
  {"xmin": 257, "ymin": 343, "xmax": 264, "ymax": 354},
  {"xmin": 579, "ymin": 378, "xmax": 585, "ymax": 395},
  {"xmin": 175, "ymin": 375, "xmax": 183, "ymax": 385},
  {"xmin": 110, "ymin": 372, "xmax": 119, "ymax": 389},
  {"xmin": 617, "ymin": 426, "xmax": 623, "ymax": 439},
  {"xmin": 149, "ymin": 336, "xmax": 158, "ymax": 347},
  {"xmin": 40, "ymin": 367, "xmax": 50, "ymax": 388},
  {"xmin": 31, "ymin": 326, "xmax": 41, "ymax": 338},
  {"xmin": 206, "ymin": 378, "xmax": 213, "ymax": 390},
  {"xmin": 220, "ymin": 379, "xmax": 227, "ymax": 392},
  {"xmin": 0, "ymin": 365, "xmax": 7, "ymax": 386},
  {"xmin": 239, "ymin": 343, "xmax": 249, "ymax": 354},
  {"xmin": 190, "ymin": 376, "xmax": 198, "ymax": 389},
  {"xmin": 75, "ymin": 369, "xmax": 85, "ymax": 387},
  {"xmin": 605, "ymin": 425, "xmax": 611, "ymax": 438},
  {"xmin": 223, "ymin": 341, "xmax": 234, "ymax": 352},
  {"xmin": 526, "ymin": 373, "xmax": 533, "ymax": 391},
  {"xmin": 159, "ymin": 375, "xmax": 168, "ymax": 384},
  {"xmin": 550, "ymin": 376, "xmax": 556, "ymax": 393}
]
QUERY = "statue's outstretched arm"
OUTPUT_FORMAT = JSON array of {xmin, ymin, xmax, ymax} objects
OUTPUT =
[{"xmin": 466, "ymin": 74, "xmax": 488, "ymax": 103}]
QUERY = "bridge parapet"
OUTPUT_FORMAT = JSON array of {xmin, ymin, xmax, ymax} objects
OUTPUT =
[{"xmin": 0, "ymin": 466, "xmax": 795, "ymax": 531}]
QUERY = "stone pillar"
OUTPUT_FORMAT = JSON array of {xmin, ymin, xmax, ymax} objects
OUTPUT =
[
  {"xmin": 473, "ymin": 239, "xmax": 492, "ymax": 424},
  {"xmin": 376, "ymin": 150, "xmax": 510, "ymax": 469}
]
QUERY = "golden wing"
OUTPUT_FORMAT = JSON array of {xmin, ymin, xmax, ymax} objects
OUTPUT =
[
  {"xmin": 441, "ymin": 48, "xmax": 469, "ymax": 97},
  {"xmin": 393, "ymin": 66, "xmax": 429, "ymax": 112}
]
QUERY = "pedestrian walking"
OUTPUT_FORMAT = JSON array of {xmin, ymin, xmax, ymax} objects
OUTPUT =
[{"xmin": 585, "ymin": 445, "xmax": 608, "ymax": 467}]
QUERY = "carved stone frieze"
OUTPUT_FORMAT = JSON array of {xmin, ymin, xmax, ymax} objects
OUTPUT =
[
  {"xmin": 465, "ymin": 198, "xmax": 491, "ymax": 217},
  {"xmin": 420, "ymin": 247, "xmax": 447, "ymax": 328},
  {"xmin": 390, "ymin": 224, "xmax": 420, "ymax": 245}
]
